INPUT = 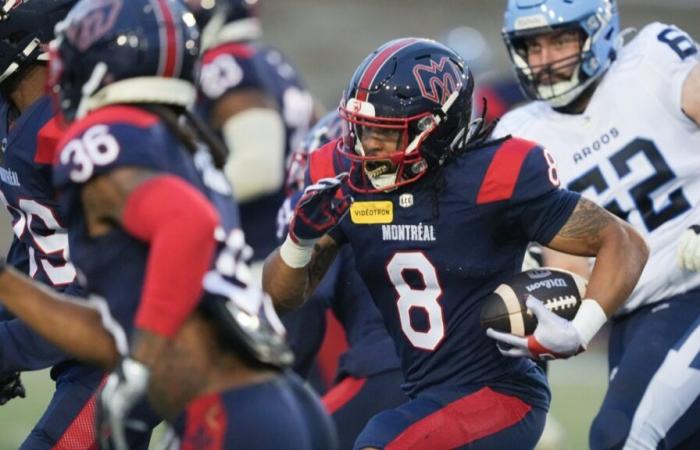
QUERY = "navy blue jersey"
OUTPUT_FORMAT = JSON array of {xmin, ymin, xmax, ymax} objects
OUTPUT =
[
  {"xmin": 308, "ymin": 137, "xmax": 579, "ymax": 400},
  {"xmin": 0, "ymin": 95, "xmax": 87, "ymax": 373},
  {"xmin": 53, "ymin": 106, "xmax": 240, "ymax": 336},
  {"xmin": 197, "ymin": 41, "xmax": 315, "ymax": 260},
  {"xmin": 0, "ymin": 96, "xmax": 79, "ymax": 289},
  {"xmin": 285, "ymin": 245, "xmax": 401, "ymax": 380}
]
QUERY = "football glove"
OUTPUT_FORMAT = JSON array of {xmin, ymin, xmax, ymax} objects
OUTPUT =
[
  {"xmin": 677, "ymin": 225, "xmax": 700, "ymax": 272},
  {"xmin": 487, "ymin": 296, "xmax": 586, "ymax": 360},
  {"xmin": 288, "ymin": 173, "xmax": 352, "ymax": 244},
  {"xmin": 0, "ymin": 372, "xmax": 25, "ymax": 406},
  {"xmin": 97, "ymin": 358, "xmax": 150, "ymax": 450}
]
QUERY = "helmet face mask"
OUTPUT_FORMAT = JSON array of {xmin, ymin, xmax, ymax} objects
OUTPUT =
[
  {"xmin": 339, "ymin": 37, "xmax": 473, "ymax": 194},
  {"xmin": 502, "ymin": 0, "xmax": 619, "ymax": 108},
  {"xmin": 0, "ymin": 0, "xmax": 78, "ymax": 95}
]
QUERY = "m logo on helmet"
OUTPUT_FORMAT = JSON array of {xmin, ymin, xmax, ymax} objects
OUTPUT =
[
  {"xmin": 412, "ymin": 56, "xmax": 462, "ymax": 104},
  {"xmin": 64, "ymin": 0, "xmax": 123, "ymax": 51}
]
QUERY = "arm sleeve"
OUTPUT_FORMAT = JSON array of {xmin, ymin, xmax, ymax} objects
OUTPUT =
[{"xmin": 123, "ymin": 175, "xmax": 220, "ymax": 338}]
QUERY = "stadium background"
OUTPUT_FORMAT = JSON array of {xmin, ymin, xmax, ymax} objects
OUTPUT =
[{"xmin": 0, "ymin": 0, "xmax": 698, "ymax": 448}]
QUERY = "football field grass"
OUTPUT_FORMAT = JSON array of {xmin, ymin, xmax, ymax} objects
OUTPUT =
[{"xmin": 0, "ymin": 351, "xmax": 608, "ymax": 450}]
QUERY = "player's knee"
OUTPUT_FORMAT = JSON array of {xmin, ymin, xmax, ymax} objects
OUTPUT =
[{"xmin": 590, "ymin": 408, "xmax": 631, "ymax": 450}]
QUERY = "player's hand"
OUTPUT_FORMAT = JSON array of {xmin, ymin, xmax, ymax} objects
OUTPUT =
[
  {"xmin": 0, "ymin": 372, "xmax": 25, "ymax": 405},
  {"xmin": 677, "ymin": 225, "xmax": 700, "ymax": 272},
  {"xmin": 97, "ymin": 358, "xmax": 150, "ymax": 450},
  {"xmin": 289, "ymin": 173, "xmax": 352, "ymax": 244},
  {"xmin": 486, "ymin": 296, "xmax": 585, "ymax": 360}
]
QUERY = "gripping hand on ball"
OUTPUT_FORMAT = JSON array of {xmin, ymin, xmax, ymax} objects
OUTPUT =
[{"xmin": 487, "ymin": 296, "xmax": 586, "ymax": 360}]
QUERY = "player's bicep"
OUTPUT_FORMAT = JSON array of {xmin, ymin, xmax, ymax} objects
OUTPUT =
[
  {"xmin": 81, "ymin": 167, "xmax": 159, "ymax": 236},
  {"xmin": 546, "ymin": 197, "xmax": 619, "ymax": 257}
]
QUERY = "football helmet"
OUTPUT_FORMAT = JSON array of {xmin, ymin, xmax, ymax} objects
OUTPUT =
[
  {"xmin": 0, "ymin": 0, "xmax": 77, "ymax": 91},
  {"xmin": 339, "ymin": 37, "xmax": 473, "ymax": 193},
  {"xmin": 502, "ymin": 0, "xmax": 619, "ymax": 108},
  {"xmin": 48, "ymin": 0, "xmax": 200, "ymax": 121},
  {"xmin": 285, "ymin": 110, "xmax": 343, "ymax": 195},
  {"xmin": 185, "ymin": 0, "xmax": 260, "ymax": 50}
]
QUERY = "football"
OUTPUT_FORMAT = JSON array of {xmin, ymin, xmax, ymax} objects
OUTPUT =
[{"xmin": 480, "ymin": 268, "xmax": 588, "ymax": 336}]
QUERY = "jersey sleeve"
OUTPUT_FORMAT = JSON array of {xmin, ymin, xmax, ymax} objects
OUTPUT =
[
  {"xmin": 635, "ymin": 22, "xmax": 699, "ymax": 123},
  {"xmin": 197, "ymin": 43, "xmax": 276, "ymax": 114},
  {"xmin": 0, "ymin": 318, "xmax": 68, "ymax": 372},
  {"xmin": 480, "ymin": 138, "xmax": 580, "ymax": 243},
  {"xmin": 53, "ymin": 106, "xmax": 172, "ymax": 192}
]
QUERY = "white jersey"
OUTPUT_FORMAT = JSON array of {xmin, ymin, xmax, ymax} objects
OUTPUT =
[{"xmin": 494, "ymin": 22, "xmax": 700, "ymax": 315}]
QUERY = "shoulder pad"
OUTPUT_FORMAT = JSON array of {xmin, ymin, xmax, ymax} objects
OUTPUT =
[
  {"xmin": 308, "ymin": 138, "xmax": 342, "ymax": 184},
  {"xmin": 35, "ymin": 117, "xmax": 64, "ymax": 165},
  {"xmin": 476, "ymin": 137, "xmax": 540, "ymax": 204}
]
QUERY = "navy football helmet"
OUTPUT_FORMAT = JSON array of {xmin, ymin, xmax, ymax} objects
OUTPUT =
[
  {"xmin": 502, "ymin": 0, "xmax": 620, "ymax": 107},
  {"xmin": 185, "ymin": 0, "xmax": 260, "ymax": 50},
  {"xmin": 0, "ymin": 0, "xmax": 76, "ymax": 91},
  {"xmin": 339, "ymin": 38, "xmax": 473, "ymax": 193},
  {"xmin": 48, "ymin": 0, "xmax": 200, "ymax": 121}
]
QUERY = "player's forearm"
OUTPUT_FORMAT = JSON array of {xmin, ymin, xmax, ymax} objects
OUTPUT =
[
  {"xmin": 585, "ymin": 219, "xmax": 649, "ymax": 316},
  {"xmin": 262, "ymin": 249, "xmax": 310, "ymax": 312},
  {"xmin": 0, "ymin": 266, "xmax": 118, "ymax": 369}
]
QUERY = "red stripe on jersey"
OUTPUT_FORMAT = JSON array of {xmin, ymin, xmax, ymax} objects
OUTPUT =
[
  {"xmin": 202, "ymin": 43, "xmax": 254, "ymax": 65},
  {"xmin": 56, "ymin": 106, "xmax": 160, "ymax": 162},
  {"xmin": 181, "ymin": 393, "xmax": 227, "ymax": 450},
  {"xmin": 385, "ymin": 387, "xmax": 532, "ymax": 450},
  {"xmin": 356, "ymin": 39, "xmax": 418, "ymax": 102},
  {"xmin": 322, "ymin": 375, "xmax": 366, "ymax": 415},
  {"xmin": 308, "ymin": 140, "xmax": 340, "ymax": 183},
  {"xmin": 51, "ymin": 377, "xmax": 106, "ymax": 450},
  {"xmin": 154, "ymin": 0, "xmax": 178, "ymax": 77},
  {"xmin": 476, "ymin": 138, "xmax": 537, "ymax": 204},
  {"xmin": 35, "ymin": 117, "xmax": 63, "ymax": 165}
]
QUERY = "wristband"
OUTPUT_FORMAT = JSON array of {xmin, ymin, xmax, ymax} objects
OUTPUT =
[
  {"xmin": 571, "ymin": 299, "xmax": 608, "ymax": 348},
  {"xmin": 279, "ymin": 234, "xmax": 315, "ymax": 268}
]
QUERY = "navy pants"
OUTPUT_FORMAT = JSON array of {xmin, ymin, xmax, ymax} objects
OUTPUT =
[
  {"xmin": 590, "ymin": 291, "xmax": 700, "ymax": 450},
  {"xmin": 323, "ymin": 369, "xmax": 407, "ymax": 450},
  {"xmin": 354, "ymin": 368, "xmax": 548, "ymax": 450}
]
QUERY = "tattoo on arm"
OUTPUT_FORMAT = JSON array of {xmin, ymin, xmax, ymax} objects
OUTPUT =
[
  {"xmin": 306, "ymin": 241, "xmax": 338, "ymax": 292},
  {"xmin": 557, "ymin": 197, "xmax": 612, "ymax": 245}
]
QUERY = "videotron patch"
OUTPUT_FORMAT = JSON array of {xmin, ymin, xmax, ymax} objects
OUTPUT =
[{"xmin": 350, "ymin": 201, "xmax": 393, "ymax": 224}]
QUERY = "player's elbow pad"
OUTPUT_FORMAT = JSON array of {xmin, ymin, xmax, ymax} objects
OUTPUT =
[
  {"xmin": 221, "ymin": 108, "xmax": 286, "ymax": 202},
  {"xmin": 123, "ymin": 175, "xmax": 220, "ymax": 338}
]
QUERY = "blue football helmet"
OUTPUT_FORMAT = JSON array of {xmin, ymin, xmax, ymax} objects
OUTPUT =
[
  {"xmin": 0, "ymin": 0, "xmax": 77, "ymax": 90},
  {"xmin": 48, "ymin": 0, "xmax": 200, "ymax": 121},
  {"xmin": 339, "ymin": 38, "xmax": 473, "ymax": 193},
  {"xmin": 285, "ymin": 110, "xmax": 343, "ymax": 195},
  {"xmin": 185, "ymin": 0, "xmax": 260, "ymax": 50},
  {"xmin": 502, "ymin": 0, "xmax": 619, "ymax": 107}
]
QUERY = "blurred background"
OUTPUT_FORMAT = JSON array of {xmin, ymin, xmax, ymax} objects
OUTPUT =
[{"xmin": 0, "ymin": 1, "xmax": 698, "ymax": 449}]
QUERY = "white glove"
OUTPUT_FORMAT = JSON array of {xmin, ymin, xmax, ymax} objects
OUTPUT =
[
  {"xmin": 487, "ymin": 296, "xmax": 605, "ymax": 360},
  {"xmin": 677, "ymin": 225, "xmax": 700, "ymax": 272},
  {"xmin": 97, "ymin": 358, "xmax": 150, "ymax": 450}
]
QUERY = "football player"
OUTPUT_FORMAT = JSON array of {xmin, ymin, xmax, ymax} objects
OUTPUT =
[
  {"xmin": 0, "ymin": 1, "xmax": 156, "ymax": 448},
  {"xmin": 279, "ymin": 111, "xmax": 407, "ymax": 450},
  {"xmin": 262, "ymin": 38, "xmax": 648, "ymax": 449},
  {"xmin": 187, "ymin": 0, "xmax": 317, "ymax": 270},
  {"xmin": 0, "ymin": 1, "xmax": 337, "ymax": 449},
  {"xmin": 494, "ymin": 0, "xmax": 700, "ymax": 448}
]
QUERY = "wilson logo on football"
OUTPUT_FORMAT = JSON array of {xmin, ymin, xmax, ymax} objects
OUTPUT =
[
  {"xmin": 412, "ymin": 56, "xmax": 462, "ymax": 104},
  {"xmin": 525, "ymin": 278, "xmax": 567, "ymax": 292}
]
